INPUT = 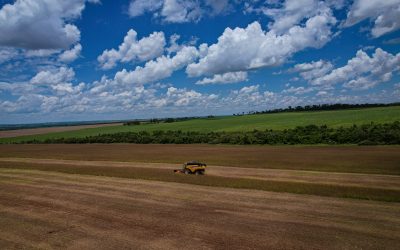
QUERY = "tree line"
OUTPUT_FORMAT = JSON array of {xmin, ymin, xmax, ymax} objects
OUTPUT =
[
  {"xmin": 18, "ymin": 122, "xmax": 400, "ymax": 145},
  {"xmin": 235, "ymin": 102, "xmax": 400, "ymax": 116},
  {"xmin": 123, "ymin": 116, "xmax": 202, "ymax": 126}
]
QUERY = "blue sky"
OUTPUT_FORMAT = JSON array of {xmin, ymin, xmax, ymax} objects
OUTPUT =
[{"xmin": 0, "ymin": 0, "xmax": 399, "ymax": 124}]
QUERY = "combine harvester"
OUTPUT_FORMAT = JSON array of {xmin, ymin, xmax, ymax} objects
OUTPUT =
[{"xmin": 174, "ymin": 161, "xmax": 207, "ymax": 175}]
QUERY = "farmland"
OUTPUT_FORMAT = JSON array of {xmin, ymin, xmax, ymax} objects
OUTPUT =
[
  {"xmin": 1, "ymin": 106, "xmax": 399, "ymax": 143},
  {"xmin": 0, "ymin": 144, "xmax": 400, "ymax": 249},
  {"xmin": 1, "ymin": 107, "xmax": 400, "ymax": 249}
]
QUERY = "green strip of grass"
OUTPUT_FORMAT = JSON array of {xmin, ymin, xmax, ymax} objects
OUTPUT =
[{"xmin": 1, "ymin": 162, "xmax": 399, "ymax": 202}]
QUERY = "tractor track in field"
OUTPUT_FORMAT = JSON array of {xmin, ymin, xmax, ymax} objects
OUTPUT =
[{"xmin": 1, "ymin": 157, "xmax": 400, "ymax": 190}]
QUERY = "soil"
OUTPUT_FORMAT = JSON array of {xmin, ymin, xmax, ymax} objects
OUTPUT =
[
  {"xmin": 1, "ymin": 168, "xmax": 399, "ymax": 250},
  {"xmin": 1, "ymin": 157, "xmax": 399, "ymax": 190},
  {"xmin": 0, "ymin": 144, "xmax": 399, "ymax": 174}
]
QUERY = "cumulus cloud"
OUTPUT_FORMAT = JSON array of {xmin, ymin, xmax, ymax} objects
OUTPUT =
[
  {"xmin": 128, "ymin": 0, "xmax": 229, "ymax": 23},
  {"xmin": 344, "ymin": 0, "xmax": 400, "ymax": 37},
  {"xmin": 293, "ymin": 60, "xmax": 334, "ymax": 81},
  {"xmin": 30, "ymin": 67, "xmax": 75, "ymax": 85},
  {"xmin": 186, "ymin": 9, "xmax": 336, "ymax": 77},
  {"xmin": 196, "ymin": 71, "xmax": 248, "ymax": 85},
  {"xmin": 222, "ymin": 85, "xmax": 280, "ymax": 109},
  {"xmin": 2, "ymin": 72, "xmax": 400, "ymax": 118},
  {"xmin": 305, "ymin": 48, "xmax": 400, "ymax": 90},
  {"xmin": 260, "ymin": 0, "xmax": 342, "ymax": 34},
  {"xmin": 98, "ymin": 29, "xmax": 166, "ymax": 70},
  {"xmin": 0, "ymin": 65, "xmax": 86, "ymax": 114},
  {"xmin": 165, "ymin": 86, "xmax": 203, "ymax": 106},
  {"xmin": 0, "ymin": 0, "xmax": 99, "ymax": 50},
  {"xmin": 128, "ymin": 0, "xmax": 164, "ymax": 17},
  {"xmin": 114, "ymin": 46, "xmax": 199, "ymax": 85},
  {"xmin": 58, "ymin": 43, "xmax": 82, "ymax": 63},
  {"xmin": 282, "ymin": 86, "xmax": 314, "ymax": 95}
]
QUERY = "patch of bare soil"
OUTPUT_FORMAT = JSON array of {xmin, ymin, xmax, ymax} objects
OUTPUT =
[
  {"xmin": 0, "ymin": 169, "xmax": 399, "ymax": 249},
  {"xmin": 0, "ymin": 123, "xmax": 122, "ymax": 138}
]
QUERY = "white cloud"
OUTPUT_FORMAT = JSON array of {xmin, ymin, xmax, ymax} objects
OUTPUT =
[
  {"xmin": 221, "ymin": 84, "xmax": 285, "ymax": 110},
  {"xmin": 0, "ymin": 66, "xmax": 85, "ymax": 113},
  {"xmin": 114, "ymin": 46, "xmax": 199, "ymax": 85},
  {"xmin": 128, "ymin": 0, "xmax": 164, "ymax": 17},
  {"xmin": 2, "ymin": 73, "xmax": 400, "ymax": 119},
  {"xmin": 161, "ymin": 0, "xmax": 202, "ymax": 23},
  {"xmin": 128, "ymin": 0, "xmax": 230, "ymax": 23},
  {"xmin": 30, "ymin": 67, "xmax": 75, "ymax": 85},
  {"xmin": 25, "ymin": 49, "xmax": 60, "ymax": 58},
  {"xmin": 0, "ymin": 47, "xmax": 19, "ymax": 64},
  {"xmin": 166, "ymin": 34, "xmax": 182, "ymax": 54},
  {"xmin": 0, "ymin": 0, "xmax": 99, "ymax": 49},
  {"xmin": 166, "ymin": 86, "xmax": 202, "ymax": 106},
  {"xmin": 186, "ymin": 9, "xmax": 336, "ymax": 77},
  {"xmin": 0, "ymin": 94, "xmax": 44, "ymax": 113},
  {"xmin": 293, "ymin": 60, "xmax": 334, "ymax": 81},
  {"xmin": 262, "ymin": 0, "xmax": 331, "ymax": 34},
  {"xmin": 316, "ymin": 90, "xmax": 328, "ymax": 96},
  {"xmin": 308, "ymin": 48, "xmax": 400, "ymax": 90},
  {"xmin": 282, "ymin": 86, "xmax": 314, "ymax": 95},
  {"xmin": 196, "ymin": 71, "xmax": 248, "ymax": 85},
  {"xmin": 98, "ymin": 29, "xmax": 166, "ymax": 70},
  {"xmin": 58, "ymin": 43, "xmax": 82, "ymax": 63},
  {"xmin": 344, "ymin": 0, "xmax": 400, "ymax": 37}
]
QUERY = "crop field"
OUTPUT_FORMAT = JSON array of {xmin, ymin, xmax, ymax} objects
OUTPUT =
[
  {"xmin": 1, "ymin": 106, "xmax": 399, "ymax": 143},
  {"xmin": 0, "ymin": 123, "xmax": 122, "ymax": 139},
  {"xmin": 0, "ymin": 144, "xmax": 399, "ymax": 249}
]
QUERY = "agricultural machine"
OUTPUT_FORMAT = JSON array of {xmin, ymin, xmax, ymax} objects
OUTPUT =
[{"xmin": 174, "ymin": 161, "xmax": 207, "ymax": 175}]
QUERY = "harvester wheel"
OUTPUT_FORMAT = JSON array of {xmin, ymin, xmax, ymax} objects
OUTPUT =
[
  {"xmin": 184, "ymin": 169, "xmax": 190, "ymax": 175},
  {"xmin": 195, "ymin": 171, "xmax": 200, "ymax": 175}
]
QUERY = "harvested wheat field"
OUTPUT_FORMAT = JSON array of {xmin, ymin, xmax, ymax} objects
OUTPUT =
[{"xmin": 0, "ymin": 144, "xmax": 399, "ymax": 249}]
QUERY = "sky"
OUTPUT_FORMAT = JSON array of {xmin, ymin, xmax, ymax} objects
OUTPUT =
[{"xmin": 0, "ymin": 0, "xmax": 399, "ymax": 124}]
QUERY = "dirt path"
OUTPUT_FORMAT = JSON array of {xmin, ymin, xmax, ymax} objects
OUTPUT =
[
  {"xmin": 1, "ymin": 157, "xmax": 400, "ymax": 190},
  {"xmin": 0, "ymin": 123, "xmax": 122, "ymax": 138},
  {"xmin": 0, "ymin": 168, "xmax": 399, "ymax": 249}
]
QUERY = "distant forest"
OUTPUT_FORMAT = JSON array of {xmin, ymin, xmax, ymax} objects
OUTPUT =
[
  {"xmin": 19, "ymin": 122, "xmax": 400, "ymax": 145},
  {"xmin": 235, "ymin": 102, "xmax": 400, "ymax": 116}
]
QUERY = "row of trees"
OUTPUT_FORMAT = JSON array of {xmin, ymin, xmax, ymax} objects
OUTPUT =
[
  {"xmin": 234, "ymin": 102, "xmax": 400, "ymax": 116},
  {"xmin": 123, "ymin": 116, "xmax": 203, "ymax": 126},
  {"xmin": 20, "ymin": 122, "xmax": 400, "ymax": 145}
]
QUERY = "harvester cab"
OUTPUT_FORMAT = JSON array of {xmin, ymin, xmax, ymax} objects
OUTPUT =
[{"xmin": 174, "ymin": 161, "xmax": 207, "ymax": 175}]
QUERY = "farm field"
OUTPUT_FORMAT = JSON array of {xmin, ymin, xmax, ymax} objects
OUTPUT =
[
  {"xmin": 1, "ymin": 144, "xmax": 399, "ymax": 174},
  {"xmin": 0, "ymin": 123, "xmax": 122, "ymax": 138},
  {"xmin": 0, "ymin": 144, "xmax": 400, "ymax": 249},
  {"xmin": 1, "ymin": 106, "xmax": 399, "ymax": 143}
]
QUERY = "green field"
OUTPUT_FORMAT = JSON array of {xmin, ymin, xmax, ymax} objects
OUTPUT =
[{"xmin": 2, "ymin": 106, "xmax": 400, "ymax": 143}]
